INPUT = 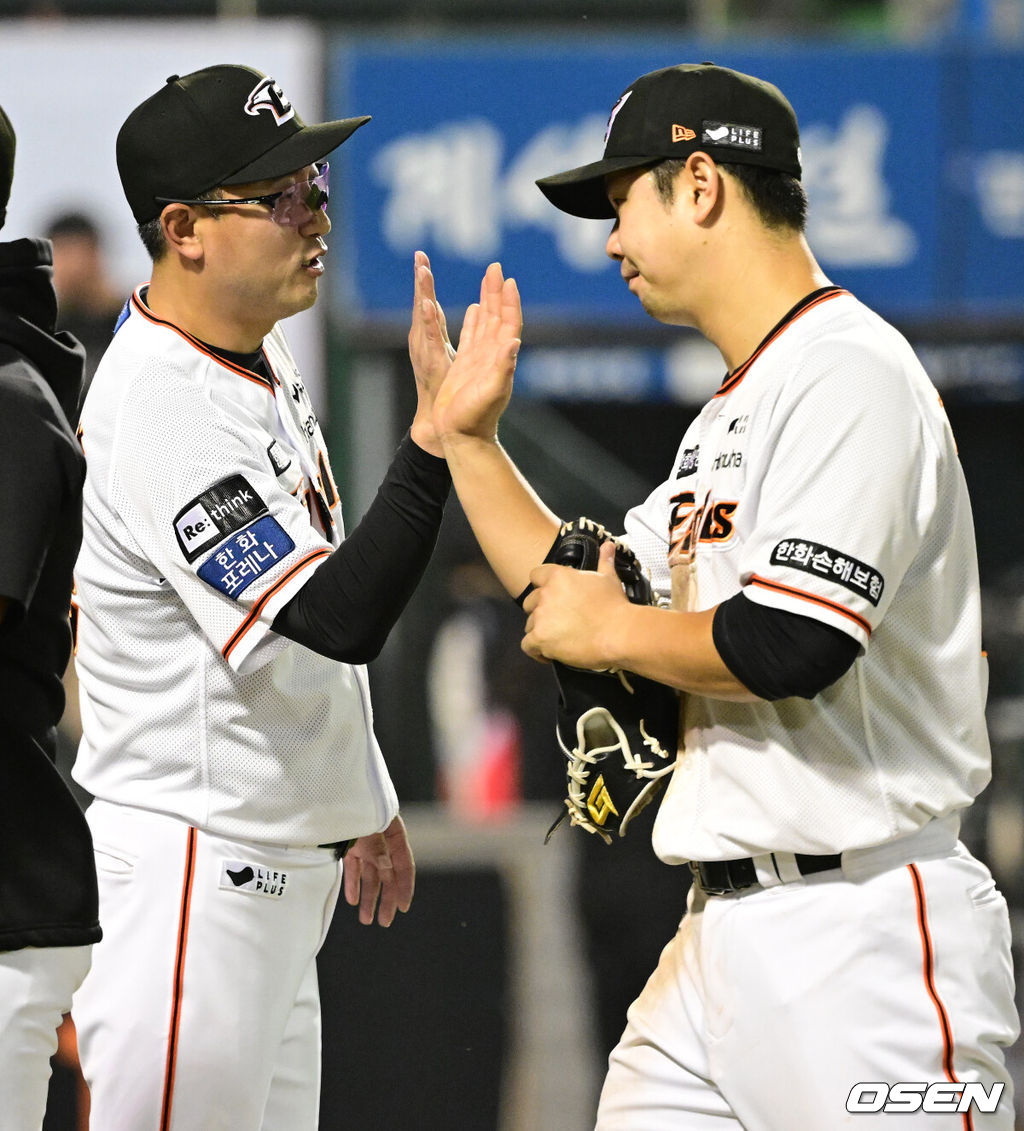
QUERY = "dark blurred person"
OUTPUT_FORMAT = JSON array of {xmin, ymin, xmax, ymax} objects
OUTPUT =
[
  {"xmin": 0, "ymin": 105, "xmax": 100, "ymax": 1128},
  {"xmin": 44, "ymin": 211, "xmax": 123, "ymax": 397}
]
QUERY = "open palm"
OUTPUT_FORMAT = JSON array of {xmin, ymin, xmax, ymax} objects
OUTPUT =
[{"xmin": 433, "ymin": 261, "xmax": 522, "ymax": 442}]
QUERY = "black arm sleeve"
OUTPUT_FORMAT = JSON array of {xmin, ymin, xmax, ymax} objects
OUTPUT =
[
  {"xmin": 272, "ymin": 433, "xmax": 450, "ymax": 663},
  {"xmin": 712, "ymin": 591, "xmax": 860, "ymax": 701}
]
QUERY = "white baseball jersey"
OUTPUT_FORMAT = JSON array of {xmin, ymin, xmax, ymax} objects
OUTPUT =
[
  {"xmin": 624, "ymin": 288, "xmax": 991, "ymax": 863},
  {"xmin": 72, "ymin": 285, "xmax": 398, "ymax": 846}
]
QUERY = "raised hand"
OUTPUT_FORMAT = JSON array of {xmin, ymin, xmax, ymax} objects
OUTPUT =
[
  {"xmin": 408, "ymin": 250, "xmax": 455, "ymax": 456},
  {"xmin": 432, "ymin": 261, "xmax": 522, "ymax": 444}
]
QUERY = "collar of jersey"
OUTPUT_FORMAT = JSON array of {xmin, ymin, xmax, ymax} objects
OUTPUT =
[
  {"xmin": 715, "ymin": 286, "xmax": 850, "ymax": 398},
  {"xmin": 130, "ymin": 286, "xmax": 279, "ymax": 395}
]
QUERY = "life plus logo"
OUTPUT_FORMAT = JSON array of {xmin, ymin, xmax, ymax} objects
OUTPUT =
[{"xmin": 846, "ymin": 1081, "xmax": 1005, "ymax": 1115}]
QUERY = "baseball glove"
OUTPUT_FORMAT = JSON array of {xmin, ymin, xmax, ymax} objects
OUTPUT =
[{"xmin": 542, "ymin": 518, "xmax": 680, "ymax": 845}]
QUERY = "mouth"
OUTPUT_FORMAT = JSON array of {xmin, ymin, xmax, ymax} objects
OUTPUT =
[{"xmin": 303, "ymin": 239, "xmax": 328, "ymax": 275}]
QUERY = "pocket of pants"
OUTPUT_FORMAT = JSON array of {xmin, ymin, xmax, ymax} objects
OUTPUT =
[
  {"xmin": 967, "ymin": 874, "xmax": 1002, "ymax": 909},
  {"xmin": 93, "ymin": 847, "xmax": 136, "ymax": 876}
]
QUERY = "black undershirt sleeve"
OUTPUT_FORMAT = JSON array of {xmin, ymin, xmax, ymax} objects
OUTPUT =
[
  {"xmin": 712, "ymin": 591, "xmax": 860, "ymax": 701},
  {"xmin": 272, "ymin": 433, "xmax": 450, "ymax": 663}
]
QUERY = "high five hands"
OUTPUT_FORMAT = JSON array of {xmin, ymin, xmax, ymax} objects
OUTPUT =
[{"xmin": 408, "ymin": 253, "xmax": 522, "ymax": 447}]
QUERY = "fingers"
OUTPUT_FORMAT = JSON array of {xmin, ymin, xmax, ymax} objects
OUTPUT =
[
  {"xmin": 383, "ymin": 816, "xmax": 416, "ymax": 916},
  {"xmin": 343, "ymin": 834, "xmax": 389, "ymax": 926},
  {"xmin": 343, "ymin": 818, "xmax": 416, "ymax": 928},
  {"xmin": 343, "ymin": 835, "xmax": 384, "ymax": 925},
  {"xmin": 597, "ymin": 540, "xmax": 617, "ymax": 575},
  {"xmin": 501, "ymin": 276, "xmax": 523, "ymax": 338},
  {"xmin": 480, "ymin": 261, "xmax": 504, "ymax": 320},
  {"xmin": 411, "ymin": 251, "xmax": 455, "ymax": 357},
  {"xmin": 479, "ymin": 264, "xmax": 522, "ymax": 340},
  {"xmin": 520, "ymin": 625, "xmax": 551, "ymax": 664}
]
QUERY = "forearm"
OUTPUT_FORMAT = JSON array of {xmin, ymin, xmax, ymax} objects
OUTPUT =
[
  {"xmin": 442, "ymin": 432, "xmax": 561, "ymax": 597},
  {"xmin": 591, "ymin": 602, "xmax": 758, "ymax": 701},
  {"xmin": 272, "ymin": 434, "xmax": 450, "ymax": 662}
]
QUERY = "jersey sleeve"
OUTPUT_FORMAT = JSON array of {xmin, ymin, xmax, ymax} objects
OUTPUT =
[
  {"xmin": 108, "ymin": 363, "xmax": 332, "ymax": 674},
  {"xmin": 738, "ymin": 342, "xmax": 941, "ymax": 649}
]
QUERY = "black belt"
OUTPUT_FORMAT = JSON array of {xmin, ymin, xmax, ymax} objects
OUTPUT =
[
  {"xmin": 688, "ymin": 852, "xmax": 842, "ymax": 896},
  {"xmin": 319, "ymin": 838, "xmax": 355, "ymax": 859}
]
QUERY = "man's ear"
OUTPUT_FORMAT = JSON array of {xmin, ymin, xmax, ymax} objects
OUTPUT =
[
  {"xmin": 685, "ymin": 152, "xmax": 722, "ymax": 223},
  {"xmin": 161, "ymin": 203, "xmax": 205, "ymax": 262}
]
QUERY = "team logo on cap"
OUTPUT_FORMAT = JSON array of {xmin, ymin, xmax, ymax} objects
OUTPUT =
[
  {"xmin": 244, "ymin": 77, "xmax": 295, "ymax": 126},
  {"xmin": 604, "ymin": 90, "xmax": 633, "ymax": 143},
  {"xmin": 672, "ymin": 125, "xmax": 696, "ymax": 142}
]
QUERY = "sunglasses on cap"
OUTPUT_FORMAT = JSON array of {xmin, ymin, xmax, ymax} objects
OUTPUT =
[{"xmin": 155, "ymin": 162, "xmax": 329, "ymax": 227}]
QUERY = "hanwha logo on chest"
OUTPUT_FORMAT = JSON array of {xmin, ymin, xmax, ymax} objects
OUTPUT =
[{"xmin": 244, "ymin": 77, "xmax": 295, "ymax": 125}]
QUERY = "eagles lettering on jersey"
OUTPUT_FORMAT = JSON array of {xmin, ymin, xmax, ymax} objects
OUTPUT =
[{"xmin": 668, "ymin": 490, "xmax": 738, "ymax": 563}]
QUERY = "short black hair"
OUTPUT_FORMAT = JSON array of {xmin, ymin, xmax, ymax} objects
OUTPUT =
[
  {"xmin": 45, "ymin": 211, "xmax": 102, "ymax": 242},
  {"xmin": 136, "ymin": 188, "xmax": 224, "ymax": 262},
  {"xmin": 651, "ymin": 157, "xmax": 807, "ymax": 233}
]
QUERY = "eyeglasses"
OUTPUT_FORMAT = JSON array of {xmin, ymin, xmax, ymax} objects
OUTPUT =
[{"xmin": 155, "ymin": 162, "xmax": 329, "ymax": 227}]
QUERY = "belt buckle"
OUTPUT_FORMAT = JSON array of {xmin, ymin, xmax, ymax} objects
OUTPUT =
[{"xmin": 687, "ymin": 860, "xmax": 732, "ymax": 897}]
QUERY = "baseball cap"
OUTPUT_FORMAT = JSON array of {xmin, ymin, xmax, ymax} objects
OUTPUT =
[
  {"xmin": 117, "ymin": 64, "xmax": 371, "ymax": 224},
  {"xmin": 0, "ymin": 103, "xmax": 15, "ymax": 231},
  {"xmin": 536, "ymin": 63, "xmax": 802, "ymax": 219}
]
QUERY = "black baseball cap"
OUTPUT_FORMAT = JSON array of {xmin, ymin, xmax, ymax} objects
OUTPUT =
[
  {"xmin": 537, "ymin": 63, "xmax": 802, "ymax": 219},
  {"xmin": 0, "ymin": 103, "xmax": 15, "ymax": 231},
  {"xmin": 117, "ymin": 64, "xmax": 371, "ymax": 224}
]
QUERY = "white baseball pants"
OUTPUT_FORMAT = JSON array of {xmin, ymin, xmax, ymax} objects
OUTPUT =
[
  {"xmin": 0, "ymin": 944, "xmax": 91, "ymax": 1131},
  {"xmin": 73, "ymin": 800, "xmax": 343, "ymax": 1131},
  {"xmin": 596, "ymin": 823, "xmax": 1018, "ymax": 1129}
]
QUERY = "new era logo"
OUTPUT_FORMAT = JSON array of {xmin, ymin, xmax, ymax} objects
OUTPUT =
[{"xmin": 672, "ymin": 124, "xmax": 696, "ymax": 142}]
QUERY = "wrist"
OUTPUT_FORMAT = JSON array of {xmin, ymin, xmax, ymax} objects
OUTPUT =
[
  {"xmin": 596, "ymin": 598, "xmax": 640, "ymax": 672},
  {"xmin": 439, "ymin": 429, "xmax": 500, "ymax": 455},
  {"xmin": 410, "ymin": 416, "xmax": 445, "ymax": 459}
]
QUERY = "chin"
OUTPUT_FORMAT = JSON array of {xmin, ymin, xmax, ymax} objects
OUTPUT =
[
  {"xmin": 282, "ymin": 287, "xmax": 319, "ymax": 320},
  {"xmin": 639, "ymin": 295, "xmax": 691, "ymax": 327}
]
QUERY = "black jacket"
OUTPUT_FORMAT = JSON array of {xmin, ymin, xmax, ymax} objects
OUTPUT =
[{"xmin": 0, "ymin": 237, "xmax": 100, "ymax": 950}]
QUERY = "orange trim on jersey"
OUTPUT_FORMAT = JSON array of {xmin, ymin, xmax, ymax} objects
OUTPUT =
[
  {"xmin": 908, "ymin": 863, "xmax": 972, "ymax": 1131},
  {"xmin": 160, "ymin": 826, "xmax": 197, "ymax": 1131},
  {"xmin": 748, "ymin": 573, "xmax": 872, "ymax": 636},
  {"xmin": 317, "ymin": 449, "xmax": 338, "ymax": 508},
  {"xmin": 129, "ymin": 290, "xmax": 276, "ymax": 395},
  {"xmin": 715, "ymin": 287, "xmax": 850, "ymax": 398},
  {"xmin": 221, "ymin": 548, "xmax": 331, "ymax": 664}
]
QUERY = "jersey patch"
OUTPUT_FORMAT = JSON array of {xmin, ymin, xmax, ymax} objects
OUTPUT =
[
  {"xmin": 702, "ymin": 121, "xmax": 763, "ymax": 153},
  {"xmin": 675, "ymin": 446, "xmax": 699, "ymax": 478},
  {"xmin": 267, "ymin": 440, "xmax": 291, "ymax": 476},
  {"xmin": 219, "ymin": 859, "xmax": 289, "ymax": 899},
  {"xmin": 174, "ymin": 475, "xmax": 269, "ymax": 563},
  {"xmin": 771, "ymin": 539, "xmax": 884, "ymax": 606},
  {"xmin": 197, "ymin": 515, "xmax": 296, "ymax": 599}
]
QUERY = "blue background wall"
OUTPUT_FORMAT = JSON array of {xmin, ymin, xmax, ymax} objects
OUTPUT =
[{"xmin": 327, "ymin": 39, "xmax": 1024, "ymax": 327}]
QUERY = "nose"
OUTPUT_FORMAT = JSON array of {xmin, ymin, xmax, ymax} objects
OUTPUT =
[
  {"xmin": 605, "ymin": 220, "xmax": 622, "ymax": 261},
  {"xmin": 299, "ymin": 206, "xmax": 331, "ymax": 238}
]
